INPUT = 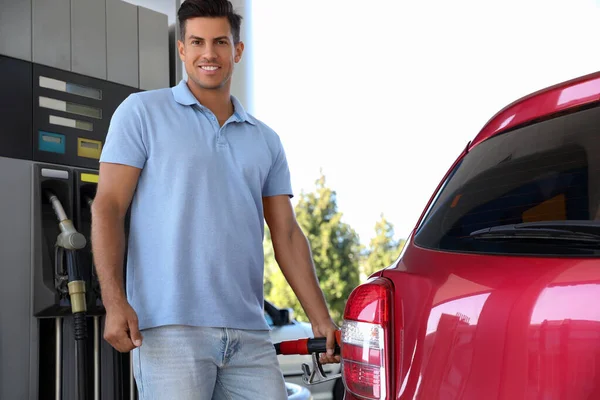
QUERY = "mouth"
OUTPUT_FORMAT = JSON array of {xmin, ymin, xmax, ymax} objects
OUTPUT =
[{"xmin": 199, "ymin": 65, "xmax": 220, "ymax": 72}]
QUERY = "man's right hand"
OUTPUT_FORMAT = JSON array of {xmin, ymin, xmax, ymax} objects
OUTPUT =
[{"xmin": 103, "ymin": 302, "xmax": 143, "ymax": 352}]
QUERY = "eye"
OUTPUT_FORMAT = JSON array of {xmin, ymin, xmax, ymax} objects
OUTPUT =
[{"xmin": 218, "ymin": 40, "xmax": 227, "ymax": 45}]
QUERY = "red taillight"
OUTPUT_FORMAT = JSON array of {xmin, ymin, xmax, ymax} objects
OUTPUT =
[{"xmin": 341, "ymin": 277, "xmax": 394, "ymax": 400}]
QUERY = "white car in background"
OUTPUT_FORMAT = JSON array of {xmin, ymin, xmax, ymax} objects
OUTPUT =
[
  {"xmin": 286, "ymin": 382, "xmax": 313, "ymax": 400},
  {"xmin": 265, "ymin": 300, "xmax": 344, "ymax": 400}
]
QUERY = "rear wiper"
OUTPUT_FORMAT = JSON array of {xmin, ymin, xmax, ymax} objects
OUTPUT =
[{"xmin": 469, "ymin": 221, "xmax": 600, "ymax": 243}]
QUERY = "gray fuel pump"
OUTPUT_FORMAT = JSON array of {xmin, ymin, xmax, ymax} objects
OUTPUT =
[{"xmin": 0, "ymin": 1, "xmax": 170, "ymax": 399}]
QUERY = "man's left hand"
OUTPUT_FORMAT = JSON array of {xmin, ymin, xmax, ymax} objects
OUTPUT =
[{"xmin": 312, "ymin": 318, "xmax": 342, "ymax": 364}]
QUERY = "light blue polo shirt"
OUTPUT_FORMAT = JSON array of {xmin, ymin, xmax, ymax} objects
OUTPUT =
[{"xmin": 99, "ymin": 79, "xmax": 293, "ymax": 331}]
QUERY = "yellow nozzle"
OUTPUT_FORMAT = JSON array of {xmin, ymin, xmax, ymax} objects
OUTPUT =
[{"xmin": 68, "ymin": 280, "xmax": 87, "ymax": 314}]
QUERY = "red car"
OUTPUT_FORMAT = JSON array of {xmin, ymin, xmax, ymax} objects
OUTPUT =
[{"xmin": 340, "ymin": 71, "xmax": 600, "ymax": 399}]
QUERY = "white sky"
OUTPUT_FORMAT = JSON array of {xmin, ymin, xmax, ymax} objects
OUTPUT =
[{"xmin": 250, "ymin": 0, "xmax": 600, "ymax": 245}]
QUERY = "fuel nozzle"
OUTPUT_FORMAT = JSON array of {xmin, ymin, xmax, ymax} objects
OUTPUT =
[
  {"xmin": 45, "ymin": 190, "xmax": 87, "ymax": 315},
  {"xmin": 273, "ymin": 331, "xmax": 342, "ymax": 386},
  {"xmin": 47, "ymin": 191, "xmax": 87, "ymax": 252}
]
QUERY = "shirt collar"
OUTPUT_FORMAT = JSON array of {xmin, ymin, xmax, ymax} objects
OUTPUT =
[{"xmin": 171, "ymin": 79, "xmax": 255, "ymax": 125}]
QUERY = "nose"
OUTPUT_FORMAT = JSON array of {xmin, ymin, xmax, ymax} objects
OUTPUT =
[{"xmin": 202, "ymin": 43, "xmax": 218, "ymax": 60}]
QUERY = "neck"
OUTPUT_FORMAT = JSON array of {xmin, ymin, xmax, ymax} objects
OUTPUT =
[{"xmin": 186, "ymin": 80, "xmax": 233, "ymax": 124}]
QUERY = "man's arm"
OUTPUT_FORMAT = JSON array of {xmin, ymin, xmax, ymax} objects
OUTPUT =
[
  {"xmin": 263, "ymin": 195, "xmax": 340, "ymax": 364},
  {"xmin": 91, "ymin": 162, "xmax": 142, "ymax": 351}
]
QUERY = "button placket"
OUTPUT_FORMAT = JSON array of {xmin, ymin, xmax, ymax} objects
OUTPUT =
[
  {"xmin": 199, "ymin": 108, "xmax": 224, "ymax": 146},
  {"xmin": 217, "ymin": 123, "xmax": 229, "ymax": 147}
]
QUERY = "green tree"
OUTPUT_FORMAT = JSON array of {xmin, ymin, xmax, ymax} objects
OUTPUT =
[
  {"xmin": 263, "ymin": 227, "xmax": 278, "ymax": 296},
  {"xmin": 362, "ymin": 213, "xmax": 405, "ymax": 279},
  {"xmin": 264, "ymin": 173, "xmax": 361, "ymax": 325}
]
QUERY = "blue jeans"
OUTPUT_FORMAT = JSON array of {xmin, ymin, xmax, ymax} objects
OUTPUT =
[{"xmin": 132, "ymin": 325, "xmax": 288, "ymax": 399}]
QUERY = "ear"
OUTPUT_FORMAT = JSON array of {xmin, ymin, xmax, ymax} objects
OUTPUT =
[
  {"xmin": 177, "ymin": 40, "xmax": 186, "ymax": 62},
  {"xmin": 234, "ymin": 41, "xmax": 245, "ymax": 63}
]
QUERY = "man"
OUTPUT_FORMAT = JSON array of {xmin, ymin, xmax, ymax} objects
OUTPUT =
[{"xmin": 91, "ymin": 0, "xmax": 340, "ymax": 398}]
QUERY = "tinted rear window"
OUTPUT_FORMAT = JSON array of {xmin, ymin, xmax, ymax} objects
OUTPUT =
[{"xmin": 414, "ymin": 103, "xmax": 600, "ymax": 257}]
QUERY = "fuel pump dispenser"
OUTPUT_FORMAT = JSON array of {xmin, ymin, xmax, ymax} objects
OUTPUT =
[
  {"xmin": 27, "ymin": 163, "xmax": 133, "ymax": 400},
  {"xmin": 0, "ymin": 1, "xmax": 169, "ymax": 399}
]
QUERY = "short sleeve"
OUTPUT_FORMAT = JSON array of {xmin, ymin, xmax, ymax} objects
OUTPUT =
[
  {"xmin": 263, "ymin": 136, "xmax": 294, "ymax": 198},
  {"xmin": 99, "ymin": 94, "xmax": 148, "ymax": 169}
]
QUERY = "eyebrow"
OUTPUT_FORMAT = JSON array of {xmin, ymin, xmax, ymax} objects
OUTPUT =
[{"xmin": 188, "ymin": 35, "xmax": 230, "ymax": 42}]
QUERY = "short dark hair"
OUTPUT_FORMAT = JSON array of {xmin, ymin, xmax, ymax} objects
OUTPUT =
[{"xmin": 178, "ymin": 0, "xmax": 243, "ymax": 43}]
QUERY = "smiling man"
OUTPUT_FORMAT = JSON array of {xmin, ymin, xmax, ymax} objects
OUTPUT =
[{"xmin": 91, "ymin": 0, "xmax": 339, "ymax": 399}]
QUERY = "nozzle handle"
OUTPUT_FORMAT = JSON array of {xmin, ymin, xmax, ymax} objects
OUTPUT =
[{"xmin": 274, "ymin": 335, "xmax": 341, "ymax": 356}]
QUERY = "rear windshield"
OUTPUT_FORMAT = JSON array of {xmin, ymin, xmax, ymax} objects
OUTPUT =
[{"xmin": 414, "ymin": 103, "xmax": 600, "ymax": 257}]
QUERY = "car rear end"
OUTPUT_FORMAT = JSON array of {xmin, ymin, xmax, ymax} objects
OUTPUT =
[{"xmin": 341, "ymin": 72, "xmax": 600, "ymax": 399}]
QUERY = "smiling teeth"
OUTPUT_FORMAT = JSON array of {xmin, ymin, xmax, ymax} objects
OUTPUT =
[{"xmin": 201, "ymin": 66, "xmax": 218, "ymax": 70}]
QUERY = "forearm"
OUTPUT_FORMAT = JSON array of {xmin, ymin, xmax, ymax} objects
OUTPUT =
[
  {"xmin": 273, "ymin": 225, "xmax": 332, "ymax": 325},
  {"xmin": 91, "ymin": 200, "xmax": 127, "ymax": 309}
]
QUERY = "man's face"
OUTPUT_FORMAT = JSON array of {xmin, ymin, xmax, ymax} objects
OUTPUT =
[{"xmin": 177, "ymin": 17, "xmax": 244, "ymax": 92}]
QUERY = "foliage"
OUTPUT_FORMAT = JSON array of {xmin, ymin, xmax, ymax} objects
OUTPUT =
[
  {"xmin": 264, "ymin": 173, "xmax": 361, "ymax": 325},
  {"xmin": 361, "ymin": 213, "xmax": 405, "ymax": 280}
]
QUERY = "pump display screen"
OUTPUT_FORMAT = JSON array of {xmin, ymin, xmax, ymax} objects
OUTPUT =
[
  {"xmin": 39, "ymin": 76, "xmax": 102, "ymax": 100},
  {"xmin": 42, "ymin": 135, "xmax": 61, "ymax": 144},
  {"xmin": 80, "ymin": 141, "xmax": 99, "ymax": 149},
  {"xmin": 40, "ymin": 96, "xmax": 102, "ymax": 119},
  {"xmin": 26, "ymin": 61, "xmax": 139, "ymax": 169}
]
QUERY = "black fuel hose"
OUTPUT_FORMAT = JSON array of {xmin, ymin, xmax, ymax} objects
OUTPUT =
[{"xmin": 67, "ymin": 249, "xmax": 88, "ymax": 400}]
